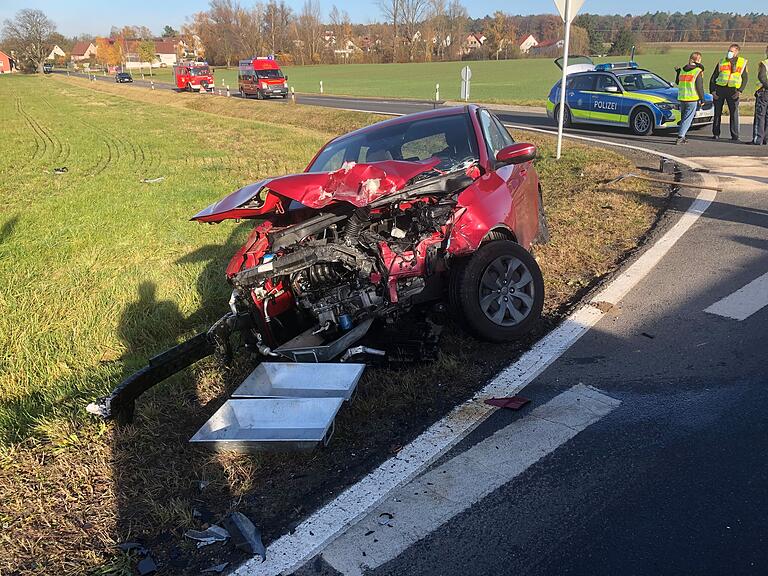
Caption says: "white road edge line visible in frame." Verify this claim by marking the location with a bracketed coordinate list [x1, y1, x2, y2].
[322, 384, 620, 576]
[234, 130, 718, 576]
[704, 271, 768, 321]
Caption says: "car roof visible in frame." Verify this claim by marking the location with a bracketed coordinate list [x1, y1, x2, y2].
[333, 105, 478, 141]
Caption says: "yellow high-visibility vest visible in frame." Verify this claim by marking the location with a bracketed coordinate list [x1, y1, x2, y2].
[678, 67, 702, 101]
[715, 57, 747, 89]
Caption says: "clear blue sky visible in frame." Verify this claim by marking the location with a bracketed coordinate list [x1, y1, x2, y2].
[0, 0, 765, 37]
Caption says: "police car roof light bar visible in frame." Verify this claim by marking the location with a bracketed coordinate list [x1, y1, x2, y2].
[594, 61, 639, 71]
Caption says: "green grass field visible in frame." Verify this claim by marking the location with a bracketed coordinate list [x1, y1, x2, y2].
[129, 47, 765, 105]
[0, 74, 666, 574]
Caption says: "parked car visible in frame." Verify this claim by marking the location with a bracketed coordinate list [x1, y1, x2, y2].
[546, 57, 714, 135]
[238, 57, 288, 99]
[115, 72, 133, 83]
[90, 105, 548, 421]
[42, 63, 54, 74]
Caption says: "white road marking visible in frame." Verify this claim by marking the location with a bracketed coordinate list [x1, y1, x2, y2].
[704, 271, 768, 321]
[233, 138, 718, 576]
[322, 384, 620, 576]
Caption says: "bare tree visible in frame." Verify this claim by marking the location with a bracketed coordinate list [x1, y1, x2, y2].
[378, 0, 401, 61]
[401, 0, 429, 61]
[264, 0, 293, 55]
[1, 9, 57, 73]
[445, 0, 468, 60]
[297, 0, 323, 64]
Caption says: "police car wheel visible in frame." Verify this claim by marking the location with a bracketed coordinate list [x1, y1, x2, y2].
[630, 107, 654, 136]
[555, 105, 572, 128]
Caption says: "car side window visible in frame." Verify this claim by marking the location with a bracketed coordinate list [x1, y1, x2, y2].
[567, 74, 595, 91]
[491, 114, 515, 149]
[478, 109, 508, 159]
[595, 75, 620, 93]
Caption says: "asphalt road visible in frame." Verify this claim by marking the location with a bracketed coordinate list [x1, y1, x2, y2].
[289, 153, 768, 576]
[64, 70, 768, 575]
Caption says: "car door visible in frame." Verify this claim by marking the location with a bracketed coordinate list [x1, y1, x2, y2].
[590, 74, 625, 124]
[565, 74, 596, 123]
[477, 110, 538, 247]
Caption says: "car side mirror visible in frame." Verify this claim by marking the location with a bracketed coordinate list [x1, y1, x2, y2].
[605, 85, 619, 93]
[495, 143, 537, 166]
[285, 75, 289, 81]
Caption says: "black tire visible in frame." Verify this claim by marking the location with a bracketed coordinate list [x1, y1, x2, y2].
[256, 90, 264, 100]
[630, 107, 654, 136]
[554, 104, 572, 128]
[449, 240, 544, 342]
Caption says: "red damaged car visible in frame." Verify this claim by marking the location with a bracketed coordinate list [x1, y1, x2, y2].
[90, 105, 548, 422]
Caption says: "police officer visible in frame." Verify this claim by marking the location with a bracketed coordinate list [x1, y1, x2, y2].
[675, 52, 705, 144]
[752, 45, 768, 146]
[710, 43, 748, 141]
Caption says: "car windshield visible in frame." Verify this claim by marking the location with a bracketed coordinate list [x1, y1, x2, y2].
[308, 113, 479, 174]
[190, 67, 210, 76]
[256, 69, 284, 79]
[617, 72, 670, 91]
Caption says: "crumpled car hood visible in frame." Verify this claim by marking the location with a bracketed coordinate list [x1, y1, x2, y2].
[192, 158, 441, 223]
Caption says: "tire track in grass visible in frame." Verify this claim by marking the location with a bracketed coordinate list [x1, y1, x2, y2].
[15, 98, 44, 161]
[19, 98, 64, 162]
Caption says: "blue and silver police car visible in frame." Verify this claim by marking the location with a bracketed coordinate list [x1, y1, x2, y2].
[546, 56, 714, 135]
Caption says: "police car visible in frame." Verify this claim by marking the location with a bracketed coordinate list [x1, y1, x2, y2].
[546, 56, 714, 135]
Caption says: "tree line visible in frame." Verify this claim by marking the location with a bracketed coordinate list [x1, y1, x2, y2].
[2, 5, 767, 72]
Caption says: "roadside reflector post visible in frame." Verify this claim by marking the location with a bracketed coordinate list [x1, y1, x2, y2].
[291, 86, 296, 104]
[553, 0, 585, 159]
[226, 85, 230, 97]
[320, 80, 323, 94]
[142, 73, 145, 80]
[151, 80, 154, 90]
[435, 83, 440, 108]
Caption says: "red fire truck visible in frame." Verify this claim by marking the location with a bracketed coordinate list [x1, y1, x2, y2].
[173, 61, 214, 92]
[238, 57, 288, 99]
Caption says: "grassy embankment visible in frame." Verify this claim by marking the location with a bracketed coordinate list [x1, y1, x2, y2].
[132, 46, 764, 109]
[0, 73, 667, 574]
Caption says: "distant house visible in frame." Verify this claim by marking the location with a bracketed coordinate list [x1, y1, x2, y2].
[518, 34, 539, 54]
[0, 50, 15, 73]
[462, 33, 486, 54]
[47, 45, 66, 60]
[123, 39, 178, 69]
[71, 41, 97, 62]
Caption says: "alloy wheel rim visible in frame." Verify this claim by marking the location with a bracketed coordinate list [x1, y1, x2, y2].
[478, 256, 535, 327]
[635, 111, 651, 133]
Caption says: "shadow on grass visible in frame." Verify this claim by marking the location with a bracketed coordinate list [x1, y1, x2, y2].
[0, 216, 18, 244]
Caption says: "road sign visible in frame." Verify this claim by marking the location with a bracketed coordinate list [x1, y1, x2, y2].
[554, 0, 585, 159]
[553, 0, 584, 22]
[460, 66, 471, 101]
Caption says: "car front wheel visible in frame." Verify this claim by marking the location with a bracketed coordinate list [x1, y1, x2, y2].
[630, 107, 654, 135]
[450, 240, 544, 342]
[554, 104, 572, 128]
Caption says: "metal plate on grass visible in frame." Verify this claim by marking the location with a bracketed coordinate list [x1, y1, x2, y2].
[190, 397, 344, 452]
[232, 362, 365, 400]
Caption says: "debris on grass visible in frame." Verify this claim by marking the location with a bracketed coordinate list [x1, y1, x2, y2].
[53, 166, 68, 174]
[141, 176, 165, 183]
[183, 525, 230, 548]
[137, 554, 158, 576]
[223, 512, 266, 560]
[484, 396, 531, 411]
